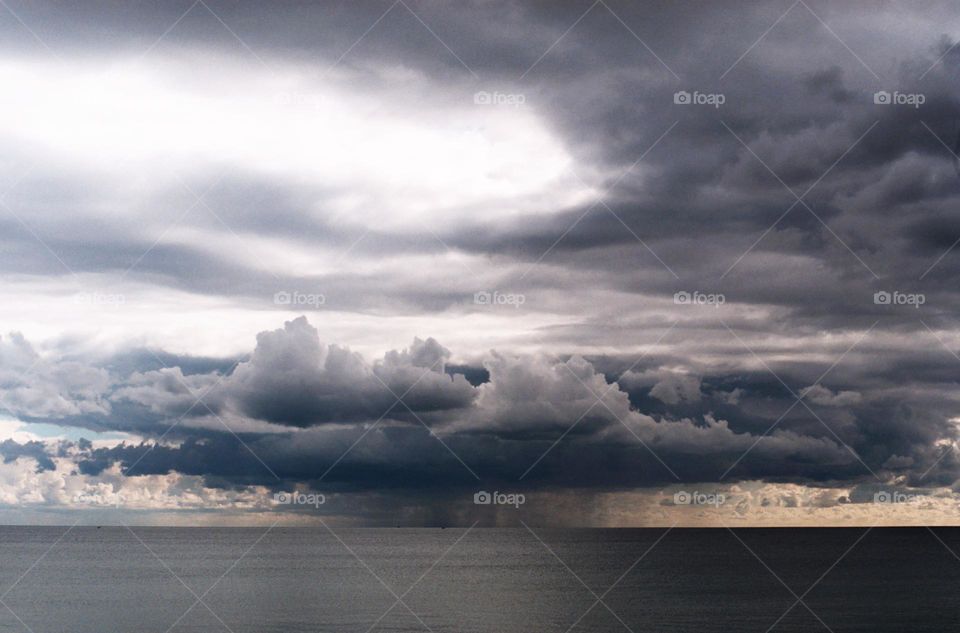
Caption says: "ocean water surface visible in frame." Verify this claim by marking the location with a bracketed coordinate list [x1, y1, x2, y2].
[0, 527, 956, 632]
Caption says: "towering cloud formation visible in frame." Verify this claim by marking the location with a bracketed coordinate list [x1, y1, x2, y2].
[0, 0, 958, 523]
[0, 315, 955, 525]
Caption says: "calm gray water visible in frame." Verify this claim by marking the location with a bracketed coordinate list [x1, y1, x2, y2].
[0, 527, 956, 632]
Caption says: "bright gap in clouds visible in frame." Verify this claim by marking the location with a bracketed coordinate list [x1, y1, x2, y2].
[0, 417, 136, 447]
[1, 54, 596, 232]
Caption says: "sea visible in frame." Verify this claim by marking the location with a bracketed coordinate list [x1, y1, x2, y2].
[0, 527, 956, 632]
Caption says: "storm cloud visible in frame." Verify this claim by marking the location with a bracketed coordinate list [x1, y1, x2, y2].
[0, 0, 959, 524]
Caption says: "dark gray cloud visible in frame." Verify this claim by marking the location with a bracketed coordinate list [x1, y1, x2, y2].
[1, 316, 957, 500]
[221, 317, 476, 426]
[1, 0, 959, 521]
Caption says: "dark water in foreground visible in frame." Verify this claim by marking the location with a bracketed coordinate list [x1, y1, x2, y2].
[0, 527, 957, 632]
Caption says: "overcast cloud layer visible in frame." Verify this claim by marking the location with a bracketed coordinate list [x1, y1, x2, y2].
[1, 0, 960, 525]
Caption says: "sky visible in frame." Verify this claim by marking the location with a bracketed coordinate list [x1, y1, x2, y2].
[1, 0, 960, 526]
